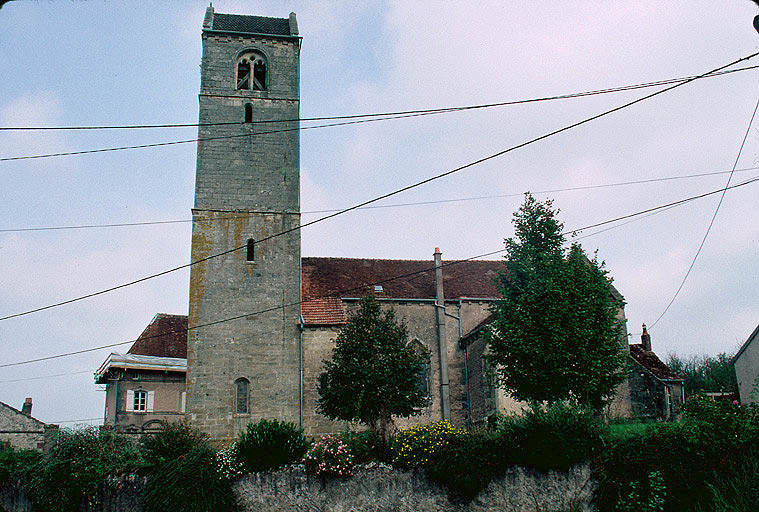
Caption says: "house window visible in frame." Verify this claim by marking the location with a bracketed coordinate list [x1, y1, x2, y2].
[409, 338, 430, 397]
[244, 104, 253, 123]
[235, 378, 249, 414]
[134, 390, 147, 411]
[126, 389, 153, 413]
[246, 238, 255, 262]
[236, 51, 267, 91]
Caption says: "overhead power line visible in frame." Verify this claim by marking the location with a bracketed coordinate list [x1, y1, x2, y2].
[3, 166, 758, 234]
[2, 175, 758, 369]
[3, 63, 759, 162]
[649, 96, 759, 330]
[1, 64, 757, 132]
[1, 51, 757, 322]
[0, 369, 93, 384]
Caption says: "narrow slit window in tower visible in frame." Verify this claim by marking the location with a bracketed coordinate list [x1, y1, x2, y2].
[244, 104, 253, 123]
[246, 238, 255, 262]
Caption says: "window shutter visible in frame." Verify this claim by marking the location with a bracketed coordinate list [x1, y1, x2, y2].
[181, 392, 186, 413]
[147, 391, 155, 412]
[125, 390, 134, 412]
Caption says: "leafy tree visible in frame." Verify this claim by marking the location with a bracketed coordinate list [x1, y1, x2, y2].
[485, 193, 626, 410]
[317, 296, 430, 444]
[665, 353, 738, 398]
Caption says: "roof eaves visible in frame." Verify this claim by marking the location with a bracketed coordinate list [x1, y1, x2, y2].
[732, 323, 759, 365]
[202, 28, 301, 41]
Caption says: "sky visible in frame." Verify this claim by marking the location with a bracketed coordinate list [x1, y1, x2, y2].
[0, 1, 758, 426]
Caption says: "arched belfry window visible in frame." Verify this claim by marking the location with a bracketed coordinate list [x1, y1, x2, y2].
[244, 104, 253, 123]
[235, 378, 249, 414]
[236, 51, 267, 91]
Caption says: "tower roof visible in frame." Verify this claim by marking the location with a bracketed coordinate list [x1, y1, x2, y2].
[204, 6, 298, 38]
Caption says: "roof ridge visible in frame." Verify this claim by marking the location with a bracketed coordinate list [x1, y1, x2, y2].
[302, 256, 502, 264]
[0, 401, 46, 425]
[216, 12, 289, 21]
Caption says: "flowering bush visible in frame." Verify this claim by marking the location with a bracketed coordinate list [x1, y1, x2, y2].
[215, 444, 244, 480]
[302, 435, 353, 477]
[391, 421, 466, 468]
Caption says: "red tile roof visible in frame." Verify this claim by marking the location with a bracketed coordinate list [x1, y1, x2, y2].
[302, 257, 502, 301]
[128, 314, 188, 359]
[301, 297, 346, 325]
[629, 344, 683, 381]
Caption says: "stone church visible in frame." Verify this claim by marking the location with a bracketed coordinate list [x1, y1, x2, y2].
[95, 7, 680, 441]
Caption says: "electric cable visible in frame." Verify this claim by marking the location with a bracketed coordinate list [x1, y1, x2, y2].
[1, 51, 757, 322]
[2, 174, 758, 369]
[3, 165, 758, 234]
[649, 96, 759, 330]
[1, 64, 757, 132]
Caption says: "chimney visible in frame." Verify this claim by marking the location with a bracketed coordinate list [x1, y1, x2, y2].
[21, 397, 32, 416]
[289, 12, 299, 36]
[202, 4, 214, 30]
[641, 324, 651, 351]
[433, 247, 450, 421]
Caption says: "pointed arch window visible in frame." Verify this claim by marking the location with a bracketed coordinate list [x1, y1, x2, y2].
[236, 51, 267, 91]
[409, 338, 430, 397]
[244, 104, 253, 123]
[235, 378, 249, 414]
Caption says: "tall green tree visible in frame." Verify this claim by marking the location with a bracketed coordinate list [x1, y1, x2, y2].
[317, 296, 430, 443]
[485, 194, 626, 410]
[665, 352, 738, 398]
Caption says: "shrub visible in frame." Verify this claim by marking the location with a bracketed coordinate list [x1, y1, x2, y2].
[390, 420, 465, 468]
[595, 416, 759, 512]
[612, 470, 666, 512]
[499, 403, 606, 472]
[340, 430, 387, 464]
[426, 431, 508, 501]
[140, 421, 209, 469]
[683, 394, 758, 434]
[24, 427, 143, 512]
[703, 459, 759, 512]
[0, 441, 41, 485]
[236, 419, 309, 472]
[303, 434, 354, 477]
[144, 446, 238, 512]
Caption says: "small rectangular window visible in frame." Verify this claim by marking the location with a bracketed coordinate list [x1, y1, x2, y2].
[374, 285, 383, 292]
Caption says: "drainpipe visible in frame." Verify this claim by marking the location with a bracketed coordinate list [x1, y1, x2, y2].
[445, 301, 470, 429]
[434, 248, 450, 421]
[113, 377, 119, 426]
[299, 314, 304, 429]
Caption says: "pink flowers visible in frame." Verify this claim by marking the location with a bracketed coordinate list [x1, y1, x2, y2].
[302, 435, 354, 477]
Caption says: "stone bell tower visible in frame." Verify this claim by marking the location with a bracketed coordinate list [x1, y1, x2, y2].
[186, 6, 302, 440]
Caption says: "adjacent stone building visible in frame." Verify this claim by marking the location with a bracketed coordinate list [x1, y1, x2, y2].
[96, 7, 659, 440]
[733, 323, 759, 404]
[627, 325, 684, 420]
[0, 398, 55, 450]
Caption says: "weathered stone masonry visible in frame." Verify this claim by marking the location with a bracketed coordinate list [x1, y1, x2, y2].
[187, 8, 302, 440]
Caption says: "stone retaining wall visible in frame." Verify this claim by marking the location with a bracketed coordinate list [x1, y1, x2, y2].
[0, 465, 595, 512]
